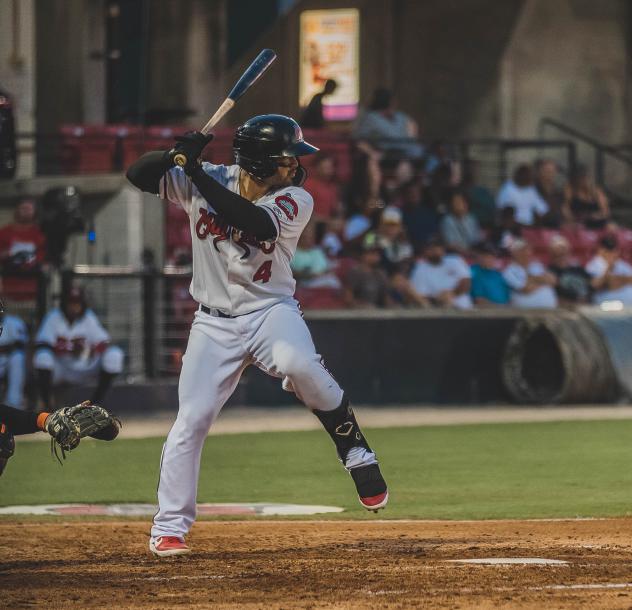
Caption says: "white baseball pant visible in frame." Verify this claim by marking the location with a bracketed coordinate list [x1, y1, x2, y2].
[152, 298, 362, 538]
[33, 345, 124, 384]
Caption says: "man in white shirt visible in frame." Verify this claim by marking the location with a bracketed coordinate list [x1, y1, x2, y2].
[410, 237, 472, 308]
[503, 239, 558, 308]
[497, 164, 549, 226]
[585, 234, 632, 305]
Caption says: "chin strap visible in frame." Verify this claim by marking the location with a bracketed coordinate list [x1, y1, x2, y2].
[292, 162, 307, 187]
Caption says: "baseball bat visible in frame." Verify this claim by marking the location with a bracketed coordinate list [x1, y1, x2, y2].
[173, 48, 277, 167]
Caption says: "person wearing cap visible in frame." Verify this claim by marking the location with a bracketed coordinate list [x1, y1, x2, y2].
[439, 189, 482, 256]
[585, 234, 632, 305]
[343, 233, 394, 308]
[548, 235, 592, 305]
[409, 236, 473, 309]
[373, 206, 414, 274]
[33, 286, 124, 409]
[502, 239, 557, 308]
[469, 242, 510, 307]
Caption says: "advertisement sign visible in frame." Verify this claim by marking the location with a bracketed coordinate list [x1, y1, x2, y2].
[299, 9, 360, 121]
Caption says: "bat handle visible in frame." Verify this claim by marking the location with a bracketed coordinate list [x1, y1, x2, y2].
[173, 153, 187, 167]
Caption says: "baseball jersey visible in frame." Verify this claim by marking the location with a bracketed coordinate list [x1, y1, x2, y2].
[585, 255, 632, 305]
[410, 254, 473, 309]
[36, 309, 110, 369]
[503, 261, 558, 308]
[160, 163, 314, 315]
[0, 314, 27, 353]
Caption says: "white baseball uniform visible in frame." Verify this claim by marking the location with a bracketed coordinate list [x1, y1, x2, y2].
[151, 163, 375, 539]
[0, 314, 27, 408]
[33, 308, 124, 383]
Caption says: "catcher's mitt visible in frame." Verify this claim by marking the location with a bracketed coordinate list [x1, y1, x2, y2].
[45, 401, 121, 463]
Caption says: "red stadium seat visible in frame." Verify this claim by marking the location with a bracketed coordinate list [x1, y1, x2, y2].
[295, 286, 346, 309]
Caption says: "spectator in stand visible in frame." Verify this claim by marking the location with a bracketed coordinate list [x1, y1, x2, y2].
[400, 179, 440, 250]
[300, 79, 338, 129]
[534, 158, 565, 228]
[423, 163, 454, 216]
[343, 233, 393, 308]
[0, 198, 46, 301]
[440, 189, 483, 256]
[372, 206, 414, 275]
[304, 152, 343, 220]
[469, 242, 510, 307]
[497, 164, 549, 226]
[490, 206, 522, 255]
[460, 158, 496, 230]
[424, 140, 452, 176]
[548, 235, 592, 305]
[410, 236, 473, 309]
[33, 286, 124, 410]
[502, 239, 557, 308]
[380, 155, 414, 205]
[291, 221, 341, 289]
[563, 165, 611, 229]
[321, 214, 345, 258]
[585, 234, 632, 305]
[343, 198, 382, 253]
[353, 87, 423, 160]
[0, 308, 27, 408]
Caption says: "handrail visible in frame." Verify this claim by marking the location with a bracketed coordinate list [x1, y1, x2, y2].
[539, 118, 632, 165]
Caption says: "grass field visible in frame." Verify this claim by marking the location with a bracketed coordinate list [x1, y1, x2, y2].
[3, 419, 632, 519]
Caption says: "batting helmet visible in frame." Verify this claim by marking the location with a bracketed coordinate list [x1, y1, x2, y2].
[233, 114, 319, 183]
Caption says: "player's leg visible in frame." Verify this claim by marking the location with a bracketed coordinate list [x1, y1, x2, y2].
[91, 345, 124, 403]
[5, 348, 26, 409]
[33, 348, 57, 410]
[150, 313, 247, 555]
[247, 300, 388, 511]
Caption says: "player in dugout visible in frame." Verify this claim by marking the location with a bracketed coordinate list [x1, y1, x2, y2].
[0, 300, 121, 476]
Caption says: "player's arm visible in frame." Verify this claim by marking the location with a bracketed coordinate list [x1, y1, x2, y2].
[0, 403, 50, 435]
[126, 151, 174, 195]
[187, 165, 277, 241]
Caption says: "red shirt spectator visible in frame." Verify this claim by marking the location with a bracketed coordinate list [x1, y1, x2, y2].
[0, 199, 46, 301]
[304, 152, 342, 220]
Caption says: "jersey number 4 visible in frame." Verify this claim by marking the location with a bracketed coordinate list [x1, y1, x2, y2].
[253, 260, 272, 283]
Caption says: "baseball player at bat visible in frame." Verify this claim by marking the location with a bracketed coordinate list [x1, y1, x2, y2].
[127, 114, 389, 557]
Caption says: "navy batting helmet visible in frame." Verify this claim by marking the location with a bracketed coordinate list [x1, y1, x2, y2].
[233, 114, 319, 184]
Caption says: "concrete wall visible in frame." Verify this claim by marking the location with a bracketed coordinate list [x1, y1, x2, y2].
[499, 0, 631, 142]
[225, 0, 631, 142]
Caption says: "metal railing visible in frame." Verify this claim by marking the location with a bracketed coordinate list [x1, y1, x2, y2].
[539, 117, 632, 204]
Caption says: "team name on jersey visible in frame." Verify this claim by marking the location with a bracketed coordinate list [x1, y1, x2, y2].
[195, 208, 275, 260]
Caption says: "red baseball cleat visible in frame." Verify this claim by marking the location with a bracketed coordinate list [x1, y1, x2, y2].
[359, 490, 389, 512]
[149, 536, 191, 557]
[351, 464, 388, 513]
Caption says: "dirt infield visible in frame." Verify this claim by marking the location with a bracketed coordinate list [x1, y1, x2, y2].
[2, 519, 632, 609]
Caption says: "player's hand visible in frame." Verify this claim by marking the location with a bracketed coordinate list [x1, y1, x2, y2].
[169, 131, 214, 175]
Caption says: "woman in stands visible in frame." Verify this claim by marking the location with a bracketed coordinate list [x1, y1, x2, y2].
[562, 165, 611, 229]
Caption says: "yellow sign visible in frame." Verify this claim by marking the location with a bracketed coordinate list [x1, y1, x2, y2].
[299, 9, 360, 121]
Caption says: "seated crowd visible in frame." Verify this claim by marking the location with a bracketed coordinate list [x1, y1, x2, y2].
[288, 110, 631, 310]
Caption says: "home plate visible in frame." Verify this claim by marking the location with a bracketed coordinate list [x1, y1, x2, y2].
[447, 558, 568, 565]
[0, 503, 344, 517]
